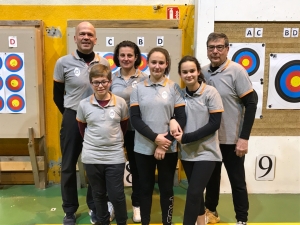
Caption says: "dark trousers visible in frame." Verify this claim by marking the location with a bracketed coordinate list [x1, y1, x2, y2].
[60, 108, 94, 213]
[84, 163, 127, 225]
[205, 144, 249, 222]
[181, 160, 216, 225]
[135, 152, 178, 225]
[124, 130, 140, 207]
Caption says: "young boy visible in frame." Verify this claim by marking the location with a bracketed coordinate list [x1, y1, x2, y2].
[76, 64, 128, 225]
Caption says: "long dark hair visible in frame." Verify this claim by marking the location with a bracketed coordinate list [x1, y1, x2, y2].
[178, 55, 205, 83]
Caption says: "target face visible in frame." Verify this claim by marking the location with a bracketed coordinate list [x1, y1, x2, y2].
[5, 54, 24, 72]
[138, 54, 148, 72]
[275, 60, 300, 103]
[0, 96, 4, 111]
[0, 57, 2, 69]
[6, 94, 25, 112]
[5, 74, 24, 92]
[0, 77, 3, 91]
[232, 48, 260, 76]
[103, 53, 117, 72]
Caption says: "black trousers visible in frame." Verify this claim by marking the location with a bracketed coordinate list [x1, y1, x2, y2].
[124, 130, 140, 207]
[60, 108, 94, 213]
[181, 160, 216, 225]
[85, 163, 127, 225]
[135, 152, 178, 225]
[205, 144, 249, 222]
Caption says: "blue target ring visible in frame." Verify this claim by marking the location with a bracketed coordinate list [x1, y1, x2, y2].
[0, 57, 2, 69]
[5, 54, 24, 72]
[6, 94, 25, 112]
[138, 54, 148, 72]
[232, 48, 260, 76]
[0, 77, 3, 91]
[275, 60, 300, 103]
[0, 96, 4, 111]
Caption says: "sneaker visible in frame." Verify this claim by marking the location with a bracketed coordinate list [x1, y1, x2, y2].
[63, 213, 76, 225]
[132, 206, 141, 223]
[205, 209, 220, 223]
[107, 202, 115, 222]
[89, 210, 98, 224]
[236, 222, 247, 225]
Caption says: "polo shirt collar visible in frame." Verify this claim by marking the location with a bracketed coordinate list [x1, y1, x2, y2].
[184, 82, 206, 97]
[116, 69, 142, 78]
[72, 51, 100, 64]
[208, 58, 231, 75]
[144, 76, 168, 87]
[89, 92, 117, 107]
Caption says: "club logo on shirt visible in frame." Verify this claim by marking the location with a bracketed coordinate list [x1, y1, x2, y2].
[162, 91, 168, 99]
[109, 109, 115, 119]
[74, 67, 80, 77]
[132, 80, 138, 88]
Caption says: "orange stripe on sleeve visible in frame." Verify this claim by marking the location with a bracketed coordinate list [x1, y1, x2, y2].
[239, 89, 253, 98]
[130, 103, 139, 107]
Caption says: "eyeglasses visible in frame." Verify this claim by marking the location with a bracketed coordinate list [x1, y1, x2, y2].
[91, 80, 110, 87]
[207, 45, 227, 52]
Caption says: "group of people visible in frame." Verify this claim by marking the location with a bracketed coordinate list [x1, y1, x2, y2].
[53, 21, 257, 225]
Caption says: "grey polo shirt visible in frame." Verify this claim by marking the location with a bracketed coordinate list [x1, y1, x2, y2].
[179, 83, 223, 161]
[110, 69, 148, 130]
[76, 93, 129, 164]
[202, 59, 253, 144]
[53, 51, 110, 111]
[130, 77, 185, 155]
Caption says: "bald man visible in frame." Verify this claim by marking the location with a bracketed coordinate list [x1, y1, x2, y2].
[53, 22, 110, 225]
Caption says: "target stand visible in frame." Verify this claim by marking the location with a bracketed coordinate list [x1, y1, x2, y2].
[0, 20, 47, 189]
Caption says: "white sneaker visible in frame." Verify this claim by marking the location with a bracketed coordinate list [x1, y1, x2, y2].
[132, 206, 141, 223]
[236, 222, 247, 225]
[107, 202, 115, 221]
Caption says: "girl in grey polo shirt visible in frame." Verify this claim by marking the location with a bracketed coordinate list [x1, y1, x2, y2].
[130, 47, 186, 225]
[110, 40, 148, 223]
[171, 56, 224, 225]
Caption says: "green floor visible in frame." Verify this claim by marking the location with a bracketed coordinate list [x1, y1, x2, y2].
[0, 183, 299, 225]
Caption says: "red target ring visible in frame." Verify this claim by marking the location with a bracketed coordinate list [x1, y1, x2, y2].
[0, 77, 3, 91]
[5, 74, 24, 92]
[0, 96, 4, 111]
[103, 53, 117, 72]
[138, 54, 148, 72]
[5, 54, 23, 72]
[7, 94, 25, 112]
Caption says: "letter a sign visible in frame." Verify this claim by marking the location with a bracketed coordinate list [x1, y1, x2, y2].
[167, 7, 179, 20]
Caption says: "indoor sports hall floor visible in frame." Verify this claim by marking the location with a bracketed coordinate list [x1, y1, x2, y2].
[0, 183, 299, 225]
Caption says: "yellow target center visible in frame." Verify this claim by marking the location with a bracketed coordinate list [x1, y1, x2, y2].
[12, 99, 20, 107]
[291, 76, 300, 87]
[140, 61, 144, 66]
[242, 59, 250, 67]
[10, 59, 18, 67]
[11, 79, 19, 87]
[108, 59, 114, 67]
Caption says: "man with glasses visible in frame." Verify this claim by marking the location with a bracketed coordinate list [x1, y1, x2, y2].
[202, 33, 257, 225]
[53, 21, 110, 225]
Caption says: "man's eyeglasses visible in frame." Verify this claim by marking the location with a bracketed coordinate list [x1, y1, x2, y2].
[207, 45, 227, 52]
[91, 80, 110, 87]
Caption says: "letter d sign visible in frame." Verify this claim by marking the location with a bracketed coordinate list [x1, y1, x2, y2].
[8, 36, 17, 48]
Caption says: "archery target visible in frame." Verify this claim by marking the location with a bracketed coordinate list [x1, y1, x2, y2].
[5, 74, 24, 92]
[6, 94, 25, 112]
[0, 96, 4, 111]
[228, 43, 265, 82]
[267, 53, 300, 109]
[0, 57, 2, 69]
[5, 53, 24, 72]
[275, 60, 300, 103]
[232, 48, 260, 76]
[138, 53, 148, 72]
[103, 53, 117, 72]
[0, 77, 3, 91]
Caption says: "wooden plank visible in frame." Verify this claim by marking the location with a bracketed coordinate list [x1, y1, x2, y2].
[0, 20, 42, 27]
[0, 156, 44, 171]
[67, 20, 179, 28]
[27, 128, 40, 188]
[0, 172, 34, 184]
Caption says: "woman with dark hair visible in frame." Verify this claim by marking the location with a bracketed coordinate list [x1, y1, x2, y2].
[110, 40, 147, 223]
[130, 47, 186, 225]
[171, 56, 224, 225]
